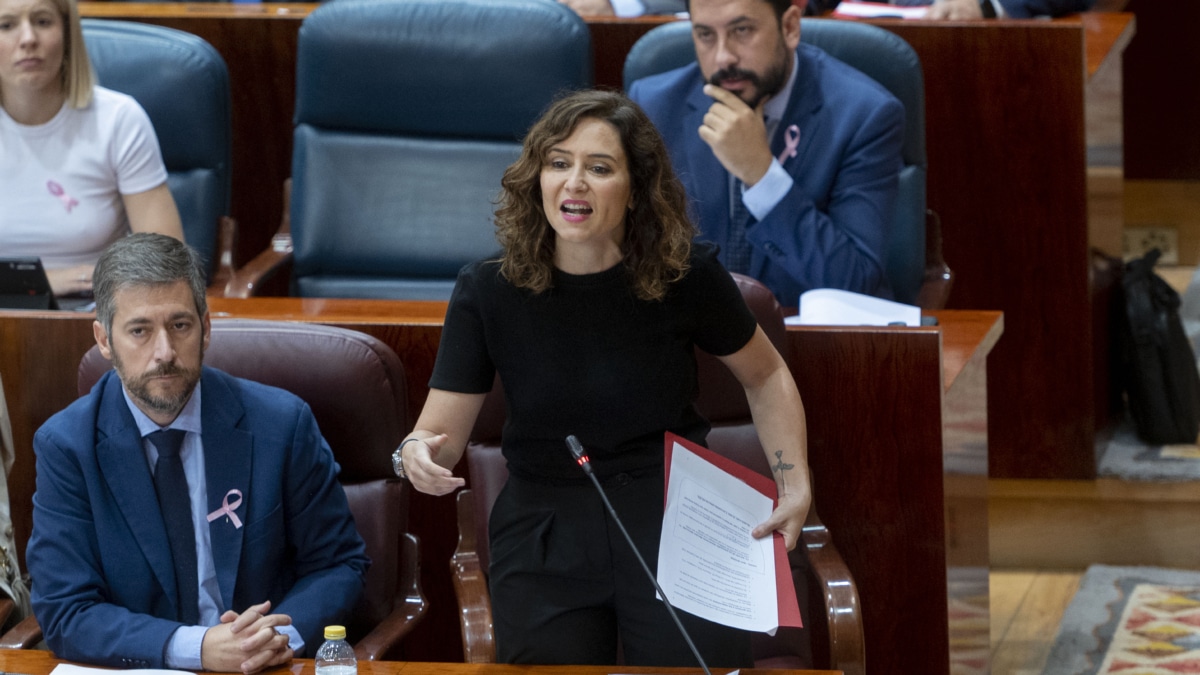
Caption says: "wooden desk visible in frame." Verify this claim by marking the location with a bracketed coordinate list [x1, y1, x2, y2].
[75, 5, 1122, 480]
[0, 650, 838, 675]
[865, 14, 1133, 480]
[0, 303, 1000, 674]
[1082, 11, 1136, 80]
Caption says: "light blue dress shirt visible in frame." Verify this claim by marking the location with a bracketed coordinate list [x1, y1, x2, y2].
[740, 51, 801, 221]
[123, 382, 304, 668]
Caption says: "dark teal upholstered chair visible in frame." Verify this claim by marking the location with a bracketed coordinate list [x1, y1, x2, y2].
[623, 19, 951, 309]
[279, 0, 593, 300]
[82, 20, 231, 282]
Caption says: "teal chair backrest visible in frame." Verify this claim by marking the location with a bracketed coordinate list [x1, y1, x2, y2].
[290, 0, 593, 300]
[83, 20, 231, 280]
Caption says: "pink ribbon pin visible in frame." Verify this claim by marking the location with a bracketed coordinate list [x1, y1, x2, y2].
[207, 489, 244, 529]
[46, 181, 79, 213]
[776, 124, 801, 166]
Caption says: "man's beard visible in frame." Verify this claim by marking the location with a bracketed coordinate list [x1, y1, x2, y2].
[708, 46, 791, 108]
[112, 350, 202, 418]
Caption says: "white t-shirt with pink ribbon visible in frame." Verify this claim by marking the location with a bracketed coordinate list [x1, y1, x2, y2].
[0, 86, 168, 269]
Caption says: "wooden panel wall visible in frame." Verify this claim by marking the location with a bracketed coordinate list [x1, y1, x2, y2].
[881, 21, 1095, 479]
[1123, 0, 1200, 180]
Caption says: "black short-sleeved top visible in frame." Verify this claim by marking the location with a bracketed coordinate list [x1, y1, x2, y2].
[430, 243, 758, 483]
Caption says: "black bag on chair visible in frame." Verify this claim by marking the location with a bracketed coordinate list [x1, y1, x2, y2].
[1119, 249, 1200, 444]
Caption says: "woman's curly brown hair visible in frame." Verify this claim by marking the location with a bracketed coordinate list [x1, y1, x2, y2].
[494, 89, 694, 302]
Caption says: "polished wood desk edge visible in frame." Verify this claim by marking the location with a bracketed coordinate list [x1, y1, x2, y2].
[788, 310, 1003, 392]
[932, 310, 1004, 392]
[207, 296, 450, 325]
[209, 301, 1003, 367]
[0, 652, 840, 675]
[1082, 11, 1135, 80]
[867, 12, 1131, 78]
[0, 300, 449, 326]
[76, 3, 679, 23]
[2, 305, 1000, 382]
[79, 2, 315, 18]
[75, 2, 1131, 91]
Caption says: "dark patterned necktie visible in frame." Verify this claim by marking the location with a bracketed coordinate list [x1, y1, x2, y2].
[148, 428, 199, 625]
[726, 177, 754, 274]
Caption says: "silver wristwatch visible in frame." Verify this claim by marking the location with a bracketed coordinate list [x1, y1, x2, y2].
[392, 445, 408, 479]
[392, 438, 418, 479]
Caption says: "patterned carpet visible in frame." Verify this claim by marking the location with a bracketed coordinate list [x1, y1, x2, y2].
[1044, 565, 1200, 675]
[948, 567, 990, 675]
[1098, 420, 1200, 481]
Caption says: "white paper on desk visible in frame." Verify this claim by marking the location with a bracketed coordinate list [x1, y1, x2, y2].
[658, 440, 778, 633]
[787, 288, 921, 327]
[51, 665, 195, 675]
[832, 1, 929, 18]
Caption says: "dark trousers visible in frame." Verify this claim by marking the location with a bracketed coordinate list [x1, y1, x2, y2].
[488, 470, 753, 667]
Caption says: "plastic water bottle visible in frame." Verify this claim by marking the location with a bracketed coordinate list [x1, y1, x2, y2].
[315, 625, 357, 675]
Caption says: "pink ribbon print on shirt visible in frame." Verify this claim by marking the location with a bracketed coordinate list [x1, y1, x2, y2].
[46, 181, 79, 213]
[777, 124, 801, 167]
[207, 489, 244, 529]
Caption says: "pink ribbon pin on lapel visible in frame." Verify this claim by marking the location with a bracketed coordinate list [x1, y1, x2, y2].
[207, 489, 244, 529]
[777, 124, 801, 166]
[46, 181, 79, 213]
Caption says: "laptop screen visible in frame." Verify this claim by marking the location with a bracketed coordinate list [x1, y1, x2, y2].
[0, 257, 56, 310]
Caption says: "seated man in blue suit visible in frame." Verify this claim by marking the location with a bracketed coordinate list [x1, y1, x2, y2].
[628, 0, 905, 307]
[28, 234, 370, 673]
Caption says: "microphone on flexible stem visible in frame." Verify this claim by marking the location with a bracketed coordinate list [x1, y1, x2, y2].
[564, 435, 713, 675]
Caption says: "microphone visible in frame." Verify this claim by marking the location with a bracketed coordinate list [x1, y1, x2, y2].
[564, 435, 713, 675]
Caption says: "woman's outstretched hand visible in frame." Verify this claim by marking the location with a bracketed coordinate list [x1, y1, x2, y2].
[403, 434, 466, 495]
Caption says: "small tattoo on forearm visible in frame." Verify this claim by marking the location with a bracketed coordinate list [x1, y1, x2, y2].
[772, 450, 794, 474]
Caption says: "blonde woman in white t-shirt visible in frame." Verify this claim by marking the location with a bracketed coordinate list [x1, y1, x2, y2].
[0, 0, 183, 297]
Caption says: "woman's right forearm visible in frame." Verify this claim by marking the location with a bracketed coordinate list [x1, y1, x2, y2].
[399, 389, 488, 494]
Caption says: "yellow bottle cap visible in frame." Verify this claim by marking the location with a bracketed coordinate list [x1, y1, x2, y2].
[324, 625, 347, 640]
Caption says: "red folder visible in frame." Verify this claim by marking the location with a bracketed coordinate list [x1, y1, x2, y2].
[663, 432, 803, 630]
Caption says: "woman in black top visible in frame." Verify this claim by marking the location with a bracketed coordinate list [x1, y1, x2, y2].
[396, 90, 810, 666]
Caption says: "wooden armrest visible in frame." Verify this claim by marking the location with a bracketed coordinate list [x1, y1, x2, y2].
[218, 232, 293, 298]
[918, 263, 954, 311]
[214, 178, 295, 298]
[0, 614, 41, 649]
[205, 216, 239, 295]
[917, 210, 954, 310]
[801, 506, 865, 675]
[450, 489, 496, 663]
[354, 533, 428, 661]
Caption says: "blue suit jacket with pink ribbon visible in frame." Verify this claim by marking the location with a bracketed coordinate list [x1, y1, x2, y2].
[28, 367, 369, 668]
[629, 43, 904, 308]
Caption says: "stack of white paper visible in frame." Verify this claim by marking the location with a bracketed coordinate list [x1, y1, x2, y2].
[786, 288, 921, 327]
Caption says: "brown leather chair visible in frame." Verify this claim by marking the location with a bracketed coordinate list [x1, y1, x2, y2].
[2, 320, 425, 660]
[451, 273, 865, 675]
